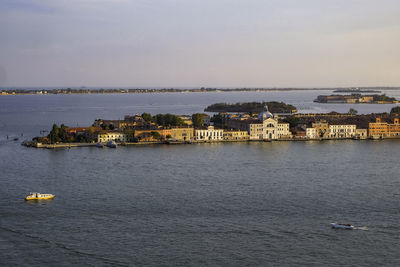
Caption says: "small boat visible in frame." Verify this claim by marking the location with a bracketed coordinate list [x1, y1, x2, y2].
[25, 192, 55, 200]
[331, 223, 354, 230]
[106, 140, 117, 148]
[13, 137, 19, 141]
[96, 142, 104, 148]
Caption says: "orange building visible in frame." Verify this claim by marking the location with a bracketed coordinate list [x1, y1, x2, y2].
[388, 118, 400, 137]
[369, 118, 400, 138]
[312, 121, 329, 138]
[133, 127, 193, 141]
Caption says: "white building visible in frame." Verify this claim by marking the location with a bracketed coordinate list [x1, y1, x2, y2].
[258, 106, 280, 140]
[263, 117, 277, 140]
[249, 123, 264, 140]
[227, 105, 291, 140]
[329, 125, 356, 138]
[97, 132, 127, 143]
[306, 128, 317, 139]
[355, 129, 368, 139]
[195, 126, 223, 141]
[235, 105, 291, 140]
[277, 123, 291, 139]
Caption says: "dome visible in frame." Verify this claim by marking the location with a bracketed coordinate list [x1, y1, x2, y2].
[258, 105, 273, 121]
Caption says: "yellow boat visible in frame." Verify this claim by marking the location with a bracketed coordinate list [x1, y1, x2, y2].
[25, 192, 55, 200]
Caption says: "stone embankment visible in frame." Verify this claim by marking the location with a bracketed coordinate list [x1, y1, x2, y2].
[21, 137, 386, 149]
[22, 141, 96, 148]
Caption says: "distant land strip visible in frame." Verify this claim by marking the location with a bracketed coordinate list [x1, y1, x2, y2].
[1, 87, 400, 95]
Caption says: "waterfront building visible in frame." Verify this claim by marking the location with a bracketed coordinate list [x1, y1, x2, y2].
[277, 123, 291, 139]
[312, 121, 329, 138]
[133, 127, 194, 142]
[195, 126, 223, 141]
[355, 129, 368, 139]
[295, 130, 307, 138]
[328, 125, 356, 138]
[369, 118, 389, 138]
[306, 128, 317, 139]
[388, 118, 400, 137]
[248, 122, 264, 140]
[225, 105, 289, 140]
[223, 130, 250, 141]
[170, 127, 194, 141]
[263, 117, 278, 140]
[97, 132, 127, 143]
[259, 105, 277, 140]
[369, 118, 400, 138]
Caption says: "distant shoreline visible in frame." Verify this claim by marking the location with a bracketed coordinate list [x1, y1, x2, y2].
[2, 87, 400, 96]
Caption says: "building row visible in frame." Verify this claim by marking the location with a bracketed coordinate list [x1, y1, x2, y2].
[67, 109, 400, 144]
[305, 122, 367, 139]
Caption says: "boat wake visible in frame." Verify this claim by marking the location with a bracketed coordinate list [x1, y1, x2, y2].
[354, 226, 369, 231]
[0, 225, 128, 266]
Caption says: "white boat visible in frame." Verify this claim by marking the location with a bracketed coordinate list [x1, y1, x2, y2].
[331, 223, 354, 230]
[106, 140, 117, 148]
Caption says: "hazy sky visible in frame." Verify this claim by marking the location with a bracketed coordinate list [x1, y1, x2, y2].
[1, 0, 400, 87]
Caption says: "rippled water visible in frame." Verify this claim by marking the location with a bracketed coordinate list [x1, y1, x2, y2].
[1, 91, 400, 266]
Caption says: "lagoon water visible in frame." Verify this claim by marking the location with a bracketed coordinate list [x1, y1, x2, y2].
[1, 90, 400, 266]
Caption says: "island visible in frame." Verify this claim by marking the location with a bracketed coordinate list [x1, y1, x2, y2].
[314, 94, 398, 104]
[333, 89, 381, 93]
[204, 101, 298, 113]
[22, 105, 400, 149]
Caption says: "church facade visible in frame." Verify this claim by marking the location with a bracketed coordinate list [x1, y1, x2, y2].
[227, 105, 291, 140]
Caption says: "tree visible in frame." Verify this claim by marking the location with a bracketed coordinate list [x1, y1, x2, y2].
[390, 106, 400, 114]
[76, 134, 87, 142]
[348, 108, 358, 115]
[151, 131, 161, 139]
[124, 129, 134, 142]
[49, 124, 60, 143]
[210, 114, 222, 124]
[192, 113, 204, 128]
[152, 114, 185, 126]
[166, 134, 172, 139]
[142, 113, 152, 122]
[282, 116, 301, 128]
[154, 114, 164, 126]
[89, 125, 95, 134]
[59, 124, 68, 142]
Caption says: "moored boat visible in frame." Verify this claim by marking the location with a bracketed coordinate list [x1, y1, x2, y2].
[106, 141, 117, 148]
[330, 223, 354, 230]
[96, 142, 104, 148]
[25, 192, 55, 200]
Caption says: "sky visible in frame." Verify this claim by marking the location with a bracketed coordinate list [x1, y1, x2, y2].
[1, 0, 400, 88]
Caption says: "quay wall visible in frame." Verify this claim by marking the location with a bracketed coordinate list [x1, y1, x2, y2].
[21, 136, 400, 149]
